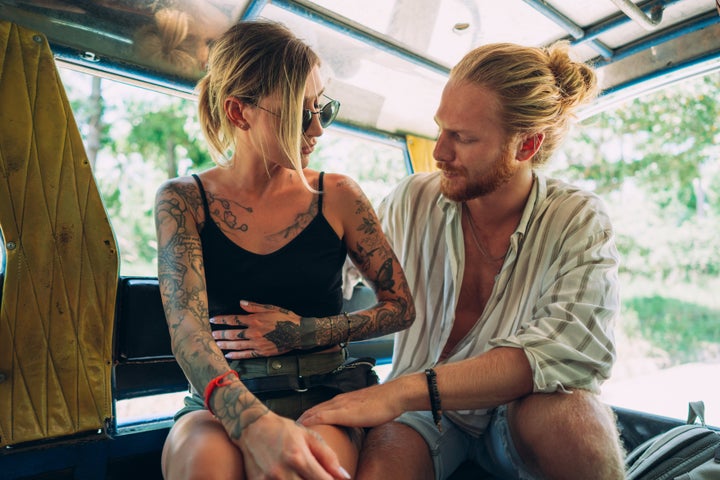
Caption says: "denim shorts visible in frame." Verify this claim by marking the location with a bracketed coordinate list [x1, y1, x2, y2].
[395, 405, 536, 480]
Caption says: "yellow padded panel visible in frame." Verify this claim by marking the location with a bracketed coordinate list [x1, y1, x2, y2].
[0, 21, 119, 447]
[406, 134, 438, 173]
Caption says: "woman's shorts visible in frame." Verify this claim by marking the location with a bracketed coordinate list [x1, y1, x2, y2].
[175, 349, 377, 448]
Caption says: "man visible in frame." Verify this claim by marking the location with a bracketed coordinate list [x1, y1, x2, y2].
[300, 42, 626, 480]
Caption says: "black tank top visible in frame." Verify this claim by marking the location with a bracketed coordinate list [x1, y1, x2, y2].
[192, 173, 347, 327]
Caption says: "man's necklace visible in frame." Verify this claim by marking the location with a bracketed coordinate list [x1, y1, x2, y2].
[463, 202, 507, 263]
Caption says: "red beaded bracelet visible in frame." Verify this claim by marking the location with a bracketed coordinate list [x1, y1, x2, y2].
[203, 370, 239, 415]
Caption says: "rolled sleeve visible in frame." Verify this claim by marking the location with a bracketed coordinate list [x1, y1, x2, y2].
[490, 228, 620, 394]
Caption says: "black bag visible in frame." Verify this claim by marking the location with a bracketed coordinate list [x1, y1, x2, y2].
[625, 401, 720, 480]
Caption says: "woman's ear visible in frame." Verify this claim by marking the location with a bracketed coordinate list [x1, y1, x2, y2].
[516, 133, 544, 161]
[224, 97, 250, 130]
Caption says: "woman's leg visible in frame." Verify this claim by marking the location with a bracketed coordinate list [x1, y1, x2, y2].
[308, 424, 360, 476]
[162, 410, 245, 480]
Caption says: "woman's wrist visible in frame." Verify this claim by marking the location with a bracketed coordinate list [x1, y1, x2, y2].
[299, 314, 349, 349]
[211, 383, 270, 439]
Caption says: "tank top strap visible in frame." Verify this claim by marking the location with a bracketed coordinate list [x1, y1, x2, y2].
[191, 173, 212, 221]
[318, 171, 325, 212]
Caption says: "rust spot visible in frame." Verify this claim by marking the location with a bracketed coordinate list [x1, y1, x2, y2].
[56, 224, 74, 244]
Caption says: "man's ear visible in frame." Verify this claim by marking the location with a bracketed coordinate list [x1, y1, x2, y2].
[516, 133, 544, 161]
[224, 97, 250, 130]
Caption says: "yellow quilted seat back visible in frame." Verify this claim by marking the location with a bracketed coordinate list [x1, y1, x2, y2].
[406, 134, 438, 173]
[0, 21, 119, 447]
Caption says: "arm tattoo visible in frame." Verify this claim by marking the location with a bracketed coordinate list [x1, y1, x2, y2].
[214, 383, 269, 441]
[333, 196, 415, 343]
[156, 183, 227, 392]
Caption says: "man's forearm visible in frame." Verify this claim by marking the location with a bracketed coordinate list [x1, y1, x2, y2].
[394, 347, 534, 413]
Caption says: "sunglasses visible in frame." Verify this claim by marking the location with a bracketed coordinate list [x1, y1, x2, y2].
[302, 95, 340, 131]
[253, 94, 340, 132]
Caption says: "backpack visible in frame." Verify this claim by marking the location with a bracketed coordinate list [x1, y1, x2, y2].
[625, 401, 720, 480]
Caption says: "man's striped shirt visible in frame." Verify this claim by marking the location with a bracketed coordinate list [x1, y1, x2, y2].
[378, 171, 620, 434]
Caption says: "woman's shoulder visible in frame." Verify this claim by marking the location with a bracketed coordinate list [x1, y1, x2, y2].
[318, 171, 362, 192]
[154, 174, 206, 219]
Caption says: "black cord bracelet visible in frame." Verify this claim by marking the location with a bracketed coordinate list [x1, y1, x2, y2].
[425, 368, 442, 431]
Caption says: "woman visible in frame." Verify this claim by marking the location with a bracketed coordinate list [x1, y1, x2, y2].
[154, 20, 415, 480]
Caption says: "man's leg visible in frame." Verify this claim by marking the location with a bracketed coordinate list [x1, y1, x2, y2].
[508, 390, 626, 480]
[356, 422, 435, 480]
[356, 411, 471, 480]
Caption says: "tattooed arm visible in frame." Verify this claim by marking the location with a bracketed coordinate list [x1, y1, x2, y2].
[331, 174, 415, 342]
[212, 173, 415, 358]
[154, 177, 269, 427]
[154, 177, 348, 479]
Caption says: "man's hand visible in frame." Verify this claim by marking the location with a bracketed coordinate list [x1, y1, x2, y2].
[298, 382, 404, 428]
[211, 301, 302, 358]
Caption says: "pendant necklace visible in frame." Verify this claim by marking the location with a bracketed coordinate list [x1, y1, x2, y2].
[463, 202, 507, 263]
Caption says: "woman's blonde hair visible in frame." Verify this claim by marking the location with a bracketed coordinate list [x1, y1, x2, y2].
[451, 42, 598, 166]
[196, 20, 319, 182]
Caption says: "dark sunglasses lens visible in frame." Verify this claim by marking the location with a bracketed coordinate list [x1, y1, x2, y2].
[302, 110, 313, 132]
[319, 100, 339, 127]
[301, 100, 340, 131]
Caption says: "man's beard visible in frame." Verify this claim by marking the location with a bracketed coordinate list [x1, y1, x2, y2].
[440, 149, 516, 202]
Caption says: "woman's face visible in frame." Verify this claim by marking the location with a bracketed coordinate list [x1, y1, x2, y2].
[252, 65, 327, 170]
[298, 65, 326, 167]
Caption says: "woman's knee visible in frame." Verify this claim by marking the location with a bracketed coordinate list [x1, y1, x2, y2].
[308, 424, 360, 475]
[162, 411, 244, 480]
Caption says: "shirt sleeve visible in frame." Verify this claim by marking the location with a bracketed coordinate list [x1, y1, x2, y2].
[490, 194, 620, 394]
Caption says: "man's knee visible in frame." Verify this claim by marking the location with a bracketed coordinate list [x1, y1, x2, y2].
[358, 422, 434, 480]
[507, 391, 625, 479]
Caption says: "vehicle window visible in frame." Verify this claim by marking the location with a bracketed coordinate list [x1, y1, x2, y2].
[547, 72, 720, 426]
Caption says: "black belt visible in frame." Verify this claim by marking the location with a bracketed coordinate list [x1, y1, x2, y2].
[241, 357, 376, 395]
[242, 371, 336, 394]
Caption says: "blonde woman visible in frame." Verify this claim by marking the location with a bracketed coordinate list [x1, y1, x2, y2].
[155, 20, 414, 480]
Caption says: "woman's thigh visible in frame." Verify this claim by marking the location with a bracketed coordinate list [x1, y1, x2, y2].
[162, 410, 244, 480]
[308, 423, 361, 476]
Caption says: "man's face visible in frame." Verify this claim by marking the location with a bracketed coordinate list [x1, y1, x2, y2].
[433, 79, 518, 202]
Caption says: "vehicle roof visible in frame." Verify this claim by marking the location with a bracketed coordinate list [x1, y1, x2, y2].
[2, 0, 718, 139]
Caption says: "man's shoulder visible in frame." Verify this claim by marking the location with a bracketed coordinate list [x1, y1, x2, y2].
[543, 175, 604, 208]
[540, 175, 612, 228]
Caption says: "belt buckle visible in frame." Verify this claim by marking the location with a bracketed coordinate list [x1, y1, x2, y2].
[294, 375, 308, 393]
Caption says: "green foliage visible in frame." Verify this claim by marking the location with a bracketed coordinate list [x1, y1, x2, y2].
[557, 73, 720, 216]
[550, 73, 720, 364]
[623, 295, 720, 364]
[125, 97, 213, 178]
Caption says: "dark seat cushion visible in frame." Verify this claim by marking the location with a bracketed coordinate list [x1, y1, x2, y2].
[115, 277, 172, 362]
